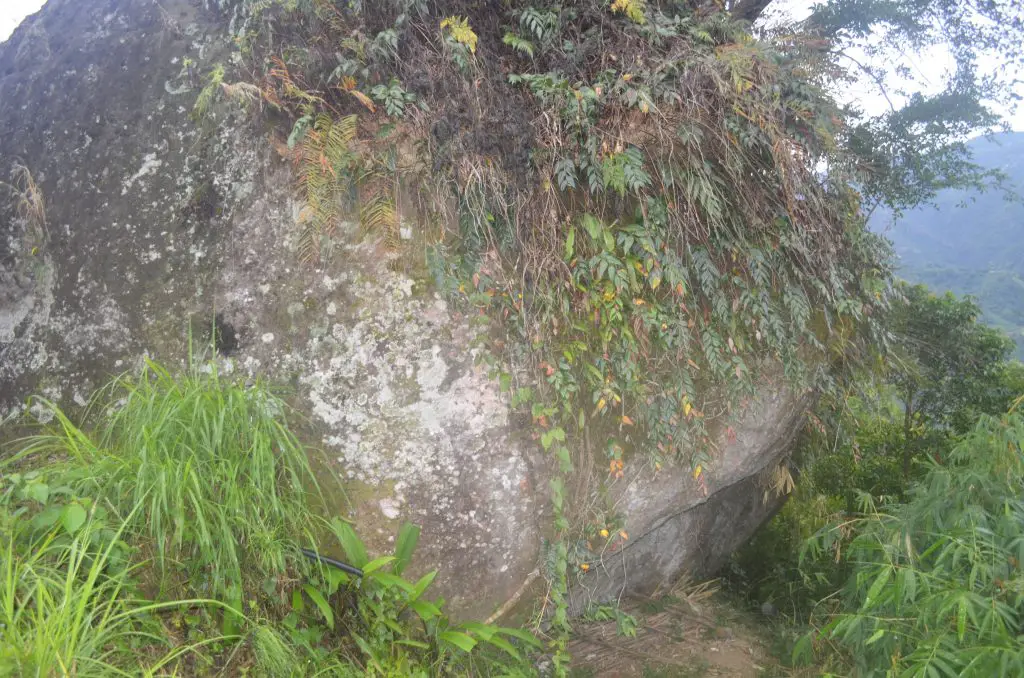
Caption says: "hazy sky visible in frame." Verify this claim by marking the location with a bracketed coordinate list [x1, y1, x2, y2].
[1, 0, 1020, 129]
[765, 0, 1024, 131]
[1, 0, 45, 42]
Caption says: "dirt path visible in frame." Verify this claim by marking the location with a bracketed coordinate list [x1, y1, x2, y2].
[568, 583, 774, 677]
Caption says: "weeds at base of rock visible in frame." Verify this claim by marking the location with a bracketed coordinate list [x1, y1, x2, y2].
[0, 356, 540, 676]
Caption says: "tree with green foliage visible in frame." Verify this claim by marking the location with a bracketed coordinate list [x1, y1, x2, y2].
[733, 0, 1024, 213]
[887, 282, 1015, 476]
[729, 281, 1024, 623]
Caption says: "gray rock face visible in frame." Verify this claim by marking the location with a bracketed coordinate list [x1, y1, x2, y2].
[0, 0, 808, 619]
[568, 385, 811, 614]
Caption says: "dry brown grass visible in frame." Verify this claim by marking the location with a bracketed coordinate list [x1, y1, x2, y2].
[4, 163, 48, 253]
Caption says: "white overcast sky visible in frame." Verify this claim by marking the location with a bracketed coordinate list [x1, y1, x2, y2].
[1, 0, 1021, 130]
[1, 0, 45, 42]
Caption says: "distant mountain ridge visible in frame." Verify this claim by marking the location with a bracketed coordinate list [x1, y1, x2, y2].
[871, 131, 1024, 358]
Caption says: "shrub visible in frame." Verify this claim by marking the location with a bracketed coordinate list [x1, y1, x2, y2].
[798, 412, 1024, 675]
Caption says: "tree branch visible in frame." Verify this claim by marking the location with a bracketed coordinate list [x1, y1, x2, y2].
[836, 50, 898, 114]
[728, 0, 774, 22]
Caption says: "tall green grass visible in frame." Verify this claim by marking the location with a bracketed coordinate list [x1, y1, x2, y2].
[15, 358, 326, 597]
[0, 509, 225, 677]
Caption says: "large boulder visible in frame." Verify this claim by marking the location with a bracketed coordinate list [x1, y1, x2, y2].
[567, 383, 811, 614]
[0, 0, 807, 619]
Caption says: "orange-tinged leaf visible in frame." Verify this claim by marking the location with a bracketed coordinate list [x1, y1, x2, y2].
[621, 415, 635, 426]
[349, 89, 376, 113]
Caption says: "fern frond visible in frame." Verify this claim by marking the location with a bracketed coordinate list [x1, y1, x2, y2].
[295, 114, 359, 263]
[610, 0, 646, 24]
[360, 193, 399, 249]
[502, 32, 535, 59]
[193, 64, 225, 118]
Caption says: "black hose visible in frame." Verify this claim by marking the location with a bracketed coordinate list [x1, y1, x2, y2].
[300, 548, 364, 577]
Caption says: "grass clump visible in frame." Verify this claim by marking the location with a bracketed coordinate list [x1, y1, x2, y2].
[17, 358, 322, 598]
[0, 502, 223, 677]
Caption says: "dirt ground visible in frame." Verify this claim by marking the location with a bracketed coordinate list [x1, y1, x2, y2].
[567, 581, 779, 678]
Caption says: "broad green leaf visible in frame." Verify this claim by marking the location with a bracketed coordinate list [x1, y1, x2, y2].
[395, 639, 431, 649]
[362, 556, 396, 575]
[866, 567, 891, 605]
[603, 229, 616, 252]
[393, 522, 420, 575]
[61, 503, 87, 535]
[440, 630, 477, 653]
[332, 519, 368, 568]
[483, 634, 519, 658]
[370, 572, 414, 593]
[496, 626, 542, 647]
[650, 267, 662, 290]
[409, 599, 441, 621]
[326, 568, 350, 592]
[26, 482, 49, 505]
[555, 446, 574, 473]
[31, 506, 60, 531]
[303, 584, 334, 630]
[412, 570, 437, 600]
[461, 621, 495, 640]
